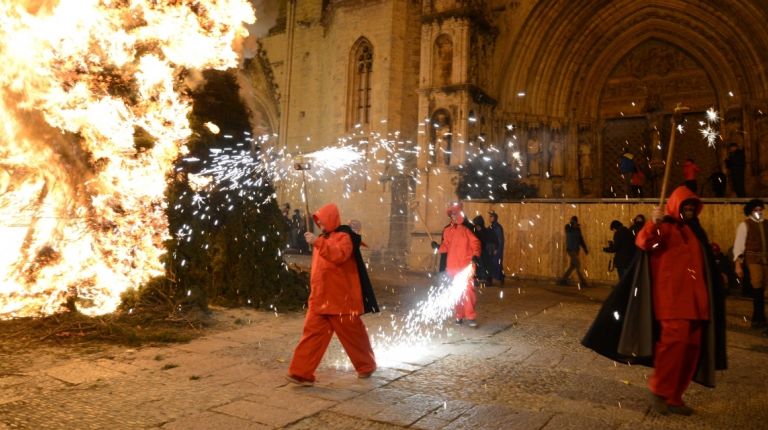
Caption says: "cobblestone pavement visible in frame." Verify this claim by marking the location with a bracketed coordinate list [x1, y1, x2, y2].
[1, 260, 767, 429]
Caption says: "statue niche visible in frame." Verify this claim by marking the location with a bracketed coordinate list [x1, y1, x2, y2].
[433, 34, 453, 87]
[549, 140, 564, 177]
[430, 109, 452, 166]
[526, 134, 542, 177]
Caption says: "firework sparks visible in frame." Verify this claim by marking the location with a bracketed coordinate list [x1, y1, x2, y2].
[699, 107, 720, 148]
[371, 264, 474, 363]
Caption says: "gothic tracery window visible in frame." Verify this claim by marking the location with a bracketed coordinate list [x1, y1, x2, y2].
[348, 38, 373, 129]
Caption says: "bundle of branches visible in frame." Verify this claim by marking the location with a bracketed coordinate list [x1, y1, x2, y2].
[162, 70, 308, 313]
[456, 156, 537, 200]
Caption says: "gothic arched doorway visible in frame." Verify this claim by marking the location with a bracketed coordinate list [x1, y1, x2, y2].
[598, 39, 719, 198]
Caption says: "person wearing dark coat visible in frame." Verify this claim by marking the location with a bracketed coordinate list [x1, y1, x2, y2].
[630, 214, 646, 237]
[603, 220, 636, 281]
[583, 186, 727, 418]
[708, 169, 727, 197]
[487, 211, 505, 285]
[471, 215, 498, 285]
[725, 143, 746, 197]
[557, 216, 590, 288]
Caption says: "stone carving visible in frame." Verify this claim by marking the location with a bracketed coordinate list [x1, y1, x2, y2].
[431, 110, 452, 166]
[526, 136, 542, 176]
[578, 135, 593, 180]
[549, 140, 564, 177]
[433, 35, 453, 87]
[755, 109, 768, 171]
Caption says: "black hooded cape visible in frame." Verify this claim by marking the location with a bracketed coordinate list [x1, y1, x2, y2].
[335, 225, 380, 314]
[582, 219, 727, 387]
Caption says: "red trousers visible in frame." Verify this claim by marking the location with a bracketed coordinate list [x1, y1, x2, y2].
[288, 310, 376, 382]
[454, 282, 477, 320]
[648, 319, 703, 406]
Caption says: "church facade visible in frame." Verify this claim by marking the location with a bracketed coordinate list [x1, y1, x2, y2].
[244, 0, 768, 268]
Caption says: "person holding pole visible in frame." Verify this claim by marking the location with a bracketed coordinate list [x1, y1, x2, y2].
[432, 202, 481, 327]
[285, 203, 377, 386]
[635, 185, 726, 415]
[582, 104, 726, 418]
[635, 104, 726, 415]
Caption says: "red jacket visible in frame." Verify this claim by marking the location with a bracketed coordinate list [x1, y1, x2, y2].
[309, 204, 363, 315]
[683, 160, 701, 181]
[438, 210, 481, 276]
[635, 186, 709, 320]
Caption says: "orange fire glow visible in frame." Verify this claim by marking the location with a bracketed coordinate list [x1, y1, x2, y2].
[0, 0, 255, 318]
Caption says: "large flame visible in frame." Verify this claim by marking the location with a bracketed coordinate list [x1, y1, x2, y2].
[0, 0, 255, 318]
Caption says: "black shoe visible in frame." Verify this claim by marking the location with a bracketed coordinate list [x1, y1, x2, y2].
[668, 404, 694, 416]
[648, 392, 669, 415]
[455, 319, 463, 325]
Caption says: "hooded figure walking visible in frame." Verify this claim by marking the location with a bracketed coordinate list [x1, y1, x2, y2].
[432, 202, 481, 327]
[583, 186, 727, 416]
[286, 203, 378, 386]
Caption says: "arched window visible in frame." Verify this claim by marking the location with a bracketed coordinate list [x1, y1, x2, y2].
[430, 109, 452, 166]
[347, 38, 373, 129]
[433, 34, 453, 87]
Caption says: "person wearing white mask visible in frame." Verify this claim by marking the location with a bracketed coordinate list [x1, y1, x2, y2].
[733, 199, 768, 334]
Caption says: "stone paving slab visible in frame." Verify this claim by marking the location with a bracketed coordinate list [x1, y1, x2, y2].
[43, 359, 124, 385]
[162, 411, 271, 430]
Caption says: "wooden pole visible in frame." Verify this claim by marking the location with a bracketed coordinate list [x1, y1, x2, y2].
[658, 103, 690, 209]
[410, 201, 435, 243]
[301, 169, 311, 233]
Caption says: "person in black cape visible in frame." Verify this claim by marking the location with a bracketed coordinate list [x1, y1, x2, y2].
[336, 220, 379, 314]
[582, 186, 727, 416]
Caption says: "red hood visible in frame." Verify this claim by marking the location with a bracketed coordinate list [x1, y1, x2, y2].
[666, 185, 702, 218]
[446, 203, 465, 224]
[313, 203, 341, 232]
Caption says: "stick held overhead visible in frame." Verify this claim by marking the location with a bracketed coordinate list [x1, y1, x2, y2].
[658, 102, 691, 209]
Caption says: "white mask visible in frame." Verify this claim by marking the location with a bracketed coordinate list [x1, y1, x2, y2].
[751, 210, 764, 222]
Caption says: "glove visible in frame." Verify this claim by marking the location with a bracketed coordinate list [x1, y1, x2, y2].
[431, 241, 440, 250]
[472, 256, 481, 266]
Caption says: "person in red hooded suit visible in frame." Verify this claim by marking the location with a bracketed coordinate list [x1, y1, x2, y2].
[432, 202, 481, 327]
[285, 203, 376, 386]
[635, 185, 720, 416]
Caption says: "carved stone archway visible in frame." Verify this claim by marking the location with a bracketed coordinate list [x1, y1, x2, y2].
[496, 0, 768, 196]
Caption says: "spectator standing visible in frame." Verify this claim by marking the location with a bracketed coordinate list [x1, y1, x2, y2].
[557, 216, 590, 288]
[708, 169, 727, 197]
[630, 214, 646, 237]
[286, 203, 377, 386]
[631, 167, 646, 198]
[725, 143, 746, 197]
[291, 209, 309, 254]
[471, 215, 497, 285]
[488, 210, 505, 285]
[635, 186, 727, 415]
[619, 148, 636, 197]
[682, 158, 701, 193]
[732, 199, 768, 333]
[603, 220, 636, 281]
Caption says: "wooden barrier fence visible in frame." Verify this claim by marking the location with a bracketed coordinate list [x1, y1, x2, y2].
[461, 199, 749, 284]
